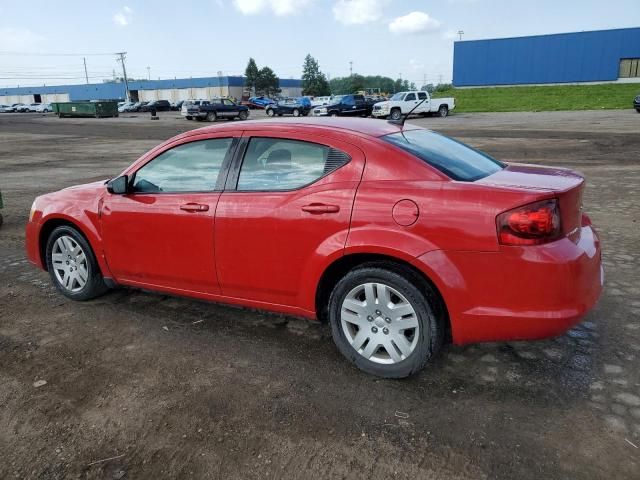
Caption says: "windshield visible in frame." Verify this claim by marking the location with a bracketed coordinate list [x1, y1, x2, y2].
[382, 129, 504, 181]
[329, 96, 344, 105]
[390, 93, 405, 101]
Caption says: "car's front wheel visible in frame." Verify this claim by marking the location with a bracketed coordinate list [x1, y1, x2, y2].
[389, 108, 402, 121]
[328, 265, 444, 378]
[45, 225, 108, 301]
[266, 109, 275, 117]
[206, 112, 217, 122]
[292, 109, 300, 117]
[185, 115, 193, 120]
[238, 110, 248, 120]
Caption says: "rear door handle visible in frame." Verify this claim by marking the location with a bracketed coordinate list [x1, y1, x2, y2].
[180, 203, 209, 212]
[301, 203, 340, 214]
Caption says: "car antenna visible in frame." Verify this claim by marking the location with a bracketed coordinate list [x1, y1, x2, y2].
[387, 97, 428, 129]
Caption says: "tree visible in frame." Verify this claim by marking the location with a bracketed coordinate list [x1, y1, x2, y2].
[421, 83, 435, 93]
[244, 58, 259, 95]
[256, 67, 280, 97]
[301, 54, 330, 96]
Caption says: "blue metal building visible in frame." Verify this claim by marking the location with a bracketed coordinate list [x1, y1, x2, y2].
[453, 27, 640, 87]
[0, 75, 303, 103]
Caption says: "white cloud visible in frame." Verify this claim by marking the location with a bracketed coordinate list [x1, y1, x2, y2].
[0, 27, 45, 51]
[232, 0, 312, 16]
[113, 6, 133, 27]
[389, 11, 440, 35]
[332, 0, 388, 26]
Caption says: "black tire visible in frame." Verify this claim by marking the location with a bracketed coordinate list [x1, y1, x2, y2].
[292, 108, 300, 117]
[389, 108, 402, 121]
[238, 110, 248, 120]
[0, 213, 3, 228]
[266, 108, 275, 117]
[328, 265, 444, 378]
[185, 115, 193, 120]
[330, 111, 338, 117]
[195, 117, 204, 122]
[45, 225, 108, 301]
[206, 112, 217, 122]
[438, 105, 449, 118]
[636, 108, 640, 113]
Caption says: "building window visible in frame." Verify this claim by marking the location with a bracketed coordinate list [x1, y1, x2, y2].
[619, 58, 640, 78]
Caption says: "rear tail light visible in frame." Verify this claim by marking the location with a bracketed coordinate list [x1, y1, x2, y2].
[497, 198, 561, 246]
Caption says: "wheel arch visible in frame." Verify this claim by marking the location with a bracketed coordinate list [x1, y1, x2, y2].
[38, 217, 105, 275]
[315, 252, 451, 342]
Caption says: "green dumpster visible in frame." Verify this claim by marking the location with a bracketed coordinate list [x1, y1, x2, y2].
[52, 101, 119, 118]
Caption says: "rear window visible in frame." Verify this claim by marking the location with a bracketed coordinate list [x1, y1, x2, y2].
[382, 129, 504, 181]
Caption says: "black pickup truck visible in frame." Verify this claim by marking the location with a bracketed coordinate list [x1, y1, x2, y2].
[311, 94, 376, 117]
[187, 98, 250, 122]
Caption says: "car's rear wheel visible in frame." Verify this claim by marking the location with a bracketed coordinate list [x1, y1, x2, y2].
[238, 110, 248, 120]
[45, 226, 107, 301]
[293, 109, 300, 117]
[389, 108, 402, 121]
[206, 112, 217, 122]
[330, 112, 338, 117]
[185, 115, 193, 120]
[266, 109, 275, 117]
[438, 105, 449, 117]
[328, 265, 444, 378]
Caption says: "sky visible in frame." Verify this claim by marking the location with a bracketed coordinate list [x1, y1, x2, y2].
[0, 0, 638, 88]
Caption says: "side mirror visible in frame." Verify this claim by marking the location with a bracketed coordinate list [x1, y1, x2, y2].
[107, 175, 129, 194]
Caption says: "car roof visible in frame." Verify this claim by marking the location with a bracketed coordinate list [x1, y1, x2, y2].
[180, 117, 421, 140]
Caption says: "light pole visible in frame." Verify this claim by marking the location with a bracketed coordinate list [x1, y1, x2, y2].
[147, 66, 150, 80]
[457, 30, 464, 41]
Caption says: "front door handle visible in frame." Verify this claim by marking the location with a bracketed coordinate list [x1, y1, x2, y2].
[180, 203, 209, 212]
[301, 203, 340, 214]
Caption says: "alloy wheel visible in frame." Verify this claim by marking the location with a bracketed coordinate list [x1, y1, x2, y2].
[51, 235, 89, 292]
[341, 282, 419, 364]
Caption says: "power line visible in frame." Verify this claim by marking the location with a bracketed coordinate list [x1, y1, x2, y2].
[0, 51, 119, 56]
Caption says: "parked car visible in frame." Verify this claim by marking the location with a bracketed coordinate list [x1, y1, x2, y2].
[141, 100, 172, 112]
[171, 100, 185, 111]
[15, 103, 30, 112]
[265, 98, 311, 117]
[118, 101, 135, 113]
[372, 91, 455, 120]
[181, 99, 210, 120]
[127, 101, 148, 112]
[186, 98, 249, 121]
[634, 94, 640, 112]
[311, 96, 333, 107]
[244, 96, 276, 109]
[0, 104, 13, 113]
[312, 94, 375, 117]
[25, 117, 603, 378]
[26, 103, 41, 112]
[35, 103, 52, 113]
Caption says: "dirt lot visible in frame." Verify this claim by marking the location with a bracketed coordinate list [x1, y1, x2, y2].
[1, 110, 639, 479]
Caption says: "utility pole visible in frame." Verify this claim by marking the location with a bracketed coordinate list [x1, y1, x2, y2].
[116, 52, 130, 101]
[439, 74, 443, 84]
[83, 57, 89, 84]
[457, 30, 464, 41]
[146, 66, 150, 80]
[349, 61, 353, 77]
[423, 73, 427, 88]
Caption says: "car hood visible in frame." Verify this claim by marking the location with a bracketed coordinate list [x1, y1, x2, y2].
[374, 101, 391, 107]
[61, 180, 108, 192]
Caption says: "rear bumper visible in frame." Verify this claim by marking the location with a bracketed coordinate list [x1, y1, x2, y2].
[414, 226, 603, 344]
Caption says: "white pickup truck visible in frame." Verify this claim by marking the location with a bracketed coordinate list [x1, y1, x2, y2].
[372, 91, 455, 120]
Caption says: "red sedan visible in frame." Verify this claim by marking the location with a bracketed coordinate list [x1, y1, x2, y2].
[25, 118, 603, 378]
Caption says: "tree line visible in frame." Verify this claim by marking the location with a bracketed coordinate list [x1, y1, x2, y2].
[245, 54, 435, 97]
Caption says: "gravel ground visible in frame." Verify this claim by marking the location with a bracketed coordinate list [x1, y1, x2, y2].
[0, 109, 638, 479]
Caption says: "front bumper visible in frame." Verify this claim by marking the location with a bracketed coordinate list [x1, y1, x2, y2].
[371, 109, 389, 118]
[413, 226, 603, 345]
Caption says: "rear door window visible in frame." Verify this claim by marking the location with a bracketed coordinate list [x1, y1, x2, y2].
[417, 92, 427, 100]
[405, 93, 416, 101]
[236, 138, 350, 191]
[382, 130, 504, 181]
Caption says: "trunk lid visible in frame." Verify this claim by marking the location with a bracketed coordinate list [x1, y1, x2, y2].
[478, 163, 585, 237]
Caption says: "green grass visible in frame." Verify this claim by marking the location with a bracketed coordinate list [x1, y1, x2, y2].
[432, 83, 640, 113]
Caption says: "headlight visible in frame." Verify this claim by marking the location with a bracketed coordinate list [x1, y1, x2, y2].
[317, 107, 327, 114]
